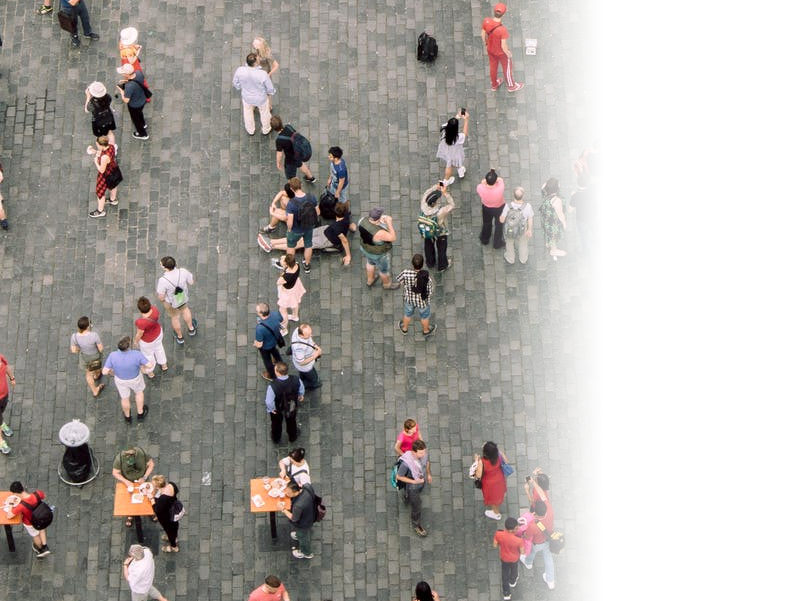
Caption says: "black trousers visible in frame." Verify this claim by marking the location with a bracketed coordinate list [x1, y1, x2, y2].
[501, 560, 519, 596]
[480, 205, 505, 248]
[127, 104, 147, 136]
[270, 411, 298, 444]
[159, 516, 179, 547]
[424, 236, 449, 271]
[259, 346, 282, 379]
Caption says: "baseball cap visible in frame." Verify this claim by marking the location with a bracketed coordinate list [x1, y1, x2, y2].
[494, 3, 507, 15]
[369, 207, 384, 220]
[117, 64, 135, 75]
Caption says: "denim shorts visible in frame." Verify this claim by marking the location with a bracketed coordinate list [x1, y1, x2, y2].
[287, 228, 313, 248]
[360, 248, 391, 274]
[404, 301, 431, 319]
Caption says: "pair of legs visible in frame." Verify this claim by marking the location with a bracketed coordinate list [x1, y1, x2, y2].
[270, 410, 298, 443]
[402, 486, 425, 533]
[424, 235, 449, 271]
[284, 161, 315, 182]
[293, 526, 312, 556]
[139, 334, 168, 378]
[363, 251, 397, 289]
[488, 52, 520, 89]
[96, 184, 119, 213]
[400, 301, 433, 335]
[504, 235, 530, 264]
[259, 346, 282, 380]
[64, 1, 94, 37]
[164, 303, 194, 339]
[286, 229, 314, 267]
[298, 367, 320, 390]
[85, 366, 104, 396]
[115, 376, 146, 419]
[268, 206, 287, 230]
[278, 304, 300, 329]
[480, 205, 505, 248]
[521, 541, 555, 586]
[242, 98, 271, 135]
[130, 586, 168, 601]
[501, 560, 519, 598]
[160, 518, 179, 550]
[127, 104, 148, 137]
[0, 395, 10, 451]
[25, 524, 48, 551]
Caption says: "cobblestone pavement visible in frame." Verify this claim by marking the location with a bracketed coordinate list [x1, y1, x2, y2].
[0, 0, 593, 599]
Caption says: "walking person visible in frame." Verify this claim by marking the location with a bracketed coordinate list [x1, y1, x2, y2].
[481, 3, 524, 92]
[87, 135, 122, 218]
[520, 471, 556, 589]
[540, 178, 568, 258]
[119, 27, 151, 98]
[60, 0, 100, 48]
[394, 419, 421, 456]
[477, 168, 506, 249]
[289, 323, 322, 390]
[278, 447, 311, 486]
[395, 439, 433, 537]
[276, 254, 306, 334]
[0, 161, 9, 231]
[84, 81, 116, 147]
[271, 115, 316, 182]
[116, 63, 149, 140]
[122, 544, 170, 601]
[499, 186, 534, 265]
[474, 441, 509, 520]
[265, 362, 304, 444]
[493, 517, 525, 601]
[436, 110, 469, 185]
[69, 316, 105, 397]
[253, 302, 284, 382]
[156, 256, 197, 345]
[102, 336, 154, 423]
[146, 475, 181, 553]
[0, 351, 16, 455]
[396, 254, 436, 337]
[326, 146, 349, 203]
[418, 181, 455, 271]
[132, 297, 168, 379]
[232, 53, 276, 136]
[358, 207, 400, 289]
[5, 481, 51, 557]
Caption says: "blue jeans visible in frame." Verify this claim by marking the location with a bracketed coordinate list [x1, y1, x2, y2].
[328, 179, 348, 203]
[525, 541, 554, 584]
[359, 248, 391, 274]
[61, 0, 93, 36]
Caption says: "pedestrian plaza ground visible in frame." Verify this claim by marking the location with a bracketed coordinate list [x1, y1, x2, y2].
[0, 0, 594, 599]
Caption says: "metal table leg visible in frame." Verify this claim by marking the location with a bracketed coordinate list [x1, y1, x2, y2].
[4, 524, 15, 552]
[134, 516, 144, 544]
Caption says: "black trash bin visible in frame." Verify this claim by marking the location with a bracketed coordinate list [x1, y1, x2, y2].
[58, 420, 100, 487]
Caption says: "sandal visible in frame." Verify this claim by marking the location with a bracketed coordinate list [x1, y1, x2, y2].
[92, 383, 106, 398]
[161, 545, 179, 553]
[125, 516, 133, 528]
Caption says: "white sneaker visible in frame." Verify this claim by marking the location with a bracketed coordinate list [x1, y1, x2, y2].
[457, 165, 466, 178]
[290, 531, 298, 540]
[484, 509, 502, 520]
[443, 176, 455, 186]
[542, 573, 555, 590]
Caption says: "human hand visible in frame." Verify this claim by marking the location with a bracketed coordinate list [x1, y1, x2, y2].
[342, 255, 351, 266]
[525, 230, 532, 238]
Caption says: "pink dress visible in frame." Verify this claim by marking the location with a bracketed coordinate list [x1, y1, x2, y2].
[277, 268, 306, 309]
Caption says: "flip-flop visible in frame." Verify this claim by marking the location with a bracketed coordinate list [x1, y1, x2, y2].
[161, 545, 179, 553]
[125, 517, 133, 528]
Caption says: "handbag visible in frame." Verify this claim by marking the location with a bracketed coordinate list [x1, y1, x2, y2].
[535, 520, 566, 554]
[170, 498, 185, 522]
[500, 457, 514, 477]
[104, 165, 124, 189]
[469, 459, 482, 488]
[57, 9, 78, 34]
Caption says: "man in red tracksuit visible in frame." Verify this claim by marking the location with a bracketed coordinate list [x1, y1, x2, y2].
[481, 3, 524, 92]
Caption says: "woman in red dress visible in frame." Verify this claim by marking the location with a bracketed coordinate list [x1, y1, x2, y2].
[88, 135, 121, 218]
[474, 440, 508, 521]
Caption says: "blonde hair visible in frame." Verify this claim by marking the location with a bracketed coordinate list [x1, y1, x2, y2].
[151, 474, 167, 488]
[252, 37, 272, 61]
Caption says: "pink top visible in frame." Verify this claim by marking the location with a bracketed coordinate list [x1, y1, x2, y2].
[477, 178, 506, 208]
[395, 425, 421, 453]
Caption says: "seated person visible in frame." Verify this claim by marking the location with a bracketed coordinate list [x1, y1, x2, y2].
[259, 203, 352, 265]
[261, 183, 295, 233]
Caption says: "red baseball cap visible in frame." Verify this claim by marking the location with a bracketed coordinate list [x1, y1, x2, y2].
[494, 3, 507, 15]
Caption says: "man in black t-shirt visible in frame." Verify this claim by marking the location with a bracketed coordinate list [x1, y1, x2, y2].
[270, 115, 316, 182]
[258, 203, 352, 265]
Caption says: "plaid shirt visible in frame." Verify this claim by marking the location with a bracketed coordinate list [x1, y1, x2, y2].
[396, 269, 432, 307]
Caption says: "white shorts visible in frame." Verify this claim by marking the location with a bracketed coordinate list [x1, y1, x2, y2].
[24, 523, 41, 537]
[139, 332, 167, 370]
[114, 373, 146, 398]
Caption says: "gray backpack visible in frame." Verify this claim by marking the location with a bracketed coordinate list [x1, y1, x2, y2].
[504, 204, 528, 238]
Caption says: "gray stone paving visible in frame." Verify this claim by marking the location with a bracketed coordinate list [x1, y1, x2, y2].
[0, 0, 593, 599]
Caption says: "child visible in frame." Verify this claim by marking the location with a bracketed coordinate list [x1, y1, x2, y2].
[493, 517, 524, 601]
[394, 419, 421, 455]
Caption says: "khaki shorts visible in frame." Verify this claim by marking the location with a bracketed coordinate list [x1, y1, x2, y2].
[114, 374, 146, 398]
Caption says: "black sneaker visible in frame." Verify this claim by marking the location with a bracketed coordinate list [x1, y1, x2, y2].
[423, 324, 437, 337]
[302, 261, 311, 274]
[303, 176, 316, 183]
[137, 405, 149, 420]
[132, 132, 150, 141]
[88, 209, 106, 218]
[36, 544, 51, 558]
[0, 219, 9, 231]
[84, 32, 100, 40]
[71, 36, 81, 48]
[125, 414, 132, 424]
[188, 318, 198, 336]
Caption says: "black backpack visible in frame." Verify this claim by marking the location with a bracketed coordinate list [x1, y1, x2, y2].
[273, 377, 300, 418]
[280, 126, 313, 163]
[314, 493, 327, 521]
[318, 190, 337, 220]
[417, 32, 438, 62]
[298, 197, 319, 229]
[19, 491, 54, 530]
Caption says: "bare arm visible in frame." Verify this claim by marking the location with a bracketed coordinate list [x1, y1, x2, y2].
[276, 149, 284, 171]
[553, 196, 567, 228]
[338, 234, 351, 265]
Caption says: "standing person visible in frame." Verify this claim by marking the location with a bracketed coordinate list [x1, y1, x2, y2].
[5, 481, 51, 557]
[413, 581, 441, 601]
[84, 81, 116, 147]
[253, 303, 284, 382]
[474, 441, 509, 520]
[122, 544, 170, 601]
[60, 0, 100, 48]
[493, 517, 525, 601]
[284, 177, 318, 273]
[248, 575, 291, 601]
[265, 362, 304, 444]
[396, 254, 436, 337]
[436, 110, 469, 184]
[276, 254, 307, 333]
[418, 181, 455, 271]
[119, 27, 151, 98]
[521, 471, 556, 589]
[271, 115, 316, 182]
[278, 447, 311, 486]
[395, 439, 433, 537]
[87, 135, 121, 218]
[146, 475, 181, 553]
[477, 168, 506, 249]
[112, 446, 156, 528]
[499, 186, 534, 265]
[101, 336, 154, 423]
[481, 3, 524, 92]
[394, 419, 421, 456]
[0, 351, 16, 455]
[539, 178, 568, 258]
[568, 173, 596, 255]
[252, 38, 280, 83]
[132, 296, 168, 379]
[326, 146, 348, 203]
[232, 53, 276, 136]
[278, 480, 316, 559]
[69, 316, 105, 398]
[116, 64, 149, 141]
[357, 207, 400, 289]
[290, 323, 322, 391]
[0, 161, 8, 231]
[156, 256, 197, 345]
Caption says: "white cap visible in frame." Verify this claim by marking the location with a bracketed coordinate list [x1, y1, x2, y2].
[116, 64, 135, 75]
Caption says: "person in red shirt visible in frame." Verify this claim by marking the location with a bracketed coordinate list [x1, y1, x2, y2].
[522, 471, 556, 589]
[6, 481, 50, 557]
[248, 575, 291, 601]
[394, 418, 421, 455]
[493, 517, 524, 600]
[133, 296, 169, 378]
[0, 352, 16, 454]
[480, 3, 524, 92]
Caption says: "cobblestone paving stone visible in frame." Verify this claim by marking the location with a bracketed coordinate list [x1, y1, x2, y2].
[0, 0, 594, 599]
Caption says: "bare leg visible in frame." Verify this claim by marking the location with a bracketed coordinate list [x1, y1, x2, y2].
[121, 396, 132, 418]
[365, 263, 377, 285]
[421, 317, 432, 334]
[134, 391, 145, 414]
[303, 247, 313, 266]
[85, 370, 100, 395]
[96, 195, 105, 213]
[299, 163, 315, 180]
[181, 306, 194, 330]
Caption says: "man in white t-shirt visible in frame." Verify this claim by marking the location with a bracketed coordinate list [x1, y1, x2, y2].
[123, 544, 169, 601]
[290, 323, 322, 390]
[156, 256, 197, 345]
[499, 187, 534, 265]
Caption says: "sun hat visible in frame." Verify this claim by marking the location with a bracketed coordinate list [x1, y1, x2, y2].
[88, 81, 106, 98]
[119, 27, 138, 46]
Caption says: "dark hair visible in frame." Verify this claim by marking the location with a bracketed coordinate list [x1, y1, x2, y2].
[275, 361, 288, 375]
[411, 254, 429, 300]
[77, 316, 91, 331]
[333, 202, 348, 218]
[412, 254, 424, 270]
[536, 473, 550, 491]
[482, 441, 500, 465]
[270, 115, 284, 131]
[246, 53, 258, 67]
[137, 296, 151, 313]
[284, 254, 296, 269]
[289, 447, 305, 461]
[534, 500, 547, 517]
[442, 117, 459, 145]
[287, 481, 301, 493]
[425, 190, 442, 207]
[9, 481, 23, 494]
[283, 183, 295, 199]
[414, 581, 435, 601]
[411, 439, 427, 452]
[505, 517, 518, 530]
[328, 146, 343, 159]
[118, 336, 132, 351]
[486, 168, 498, 185]
[265, 575, 281, 588]
[160, 256, 176, 270]
[543, 177, 560, 197]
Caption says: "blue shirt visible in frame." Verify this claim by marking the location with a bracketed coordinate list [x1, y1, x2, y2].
[330, 159, 348, 190]
[232, 65, 275, 105]
[104, 349, 149, 380]
[255, 312, 283, 349]
[265, 375, 305, 413]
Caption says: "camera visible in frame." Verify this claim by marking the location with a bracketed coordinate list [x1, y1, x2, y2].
[460, 107, 466, 116]
[525, 475, 531, 482]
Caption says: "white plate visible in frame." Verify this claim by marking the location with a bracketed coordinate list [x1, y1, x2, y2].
[131, 493, 144, 504]
[267, 488, 285, 498]
[252, 494, 265, 508]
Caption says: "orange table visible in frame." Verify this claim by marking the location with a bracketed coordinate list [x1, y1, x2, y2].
[250, 477, 289, 538]
[0, 491, 24, 552]
[113, 482, 154, 544]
